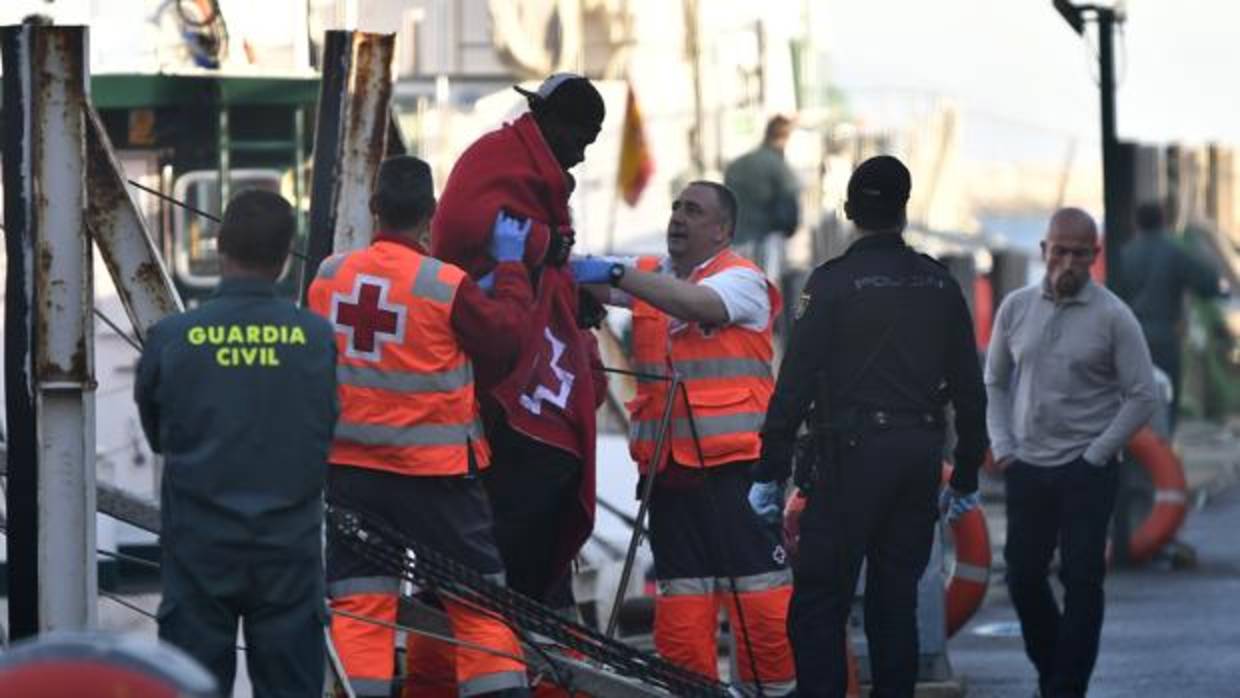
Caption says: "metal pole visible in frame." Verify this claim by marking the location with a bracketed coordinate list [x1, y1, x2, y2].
[2, 22, 42, 640]
[1099, 7, 1124, 287]
[1, 24, 97, 634]
[1096, 7, 1137, 566]
[605, 374, 681, 638]
[85, 106, 184, 342]
[299, 31, 394, 302]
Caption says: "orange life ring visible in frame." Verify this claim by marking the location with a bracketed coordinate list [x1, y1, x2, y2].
[1124, 426, 1188, 563]
[942, 465, 991, 637]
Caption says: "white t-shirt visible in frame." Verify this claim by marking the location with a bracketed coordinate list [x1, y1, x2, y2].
[608, 254, 772, 332]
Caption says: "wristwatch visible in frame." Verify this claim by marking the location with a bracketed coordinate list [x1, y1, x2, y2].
[607, 262, 626, 287]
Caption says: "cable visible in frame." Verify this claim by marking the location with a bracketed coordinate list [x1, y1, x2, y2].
[126, 179, 220, 224]
[93, 308, 143, 352]
[99, 591, 249, 653]
[125, 178, 310, 262]
[95, 547, 161, 571]
[592, 363, 672, 383]
[99, 590, 159, 622]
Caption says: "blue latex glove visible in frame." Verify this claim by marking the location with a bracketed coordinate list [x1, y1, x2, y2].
[490, 211, 532, 263]
[939, 487, 980, 525]
[475, 271, 495, 292]
[748, 481, 785, 525]
[569, 256, 615, 284]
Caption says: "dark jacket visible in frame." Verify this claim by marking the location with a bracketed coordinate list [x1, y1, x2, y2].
[1116, 232, 1221, 345]
[135, 278, 338, 557]
[757, 233, 988, 492]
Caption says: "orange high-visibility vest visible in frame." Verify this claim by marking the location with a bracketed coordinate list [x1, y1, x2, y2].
[626, 250, 781, 473]
[307, 240, 489, 476]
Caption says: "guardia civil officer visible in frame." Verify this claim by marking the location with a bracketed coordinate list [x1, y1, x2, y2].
[751, 155, 988, 698]
[135, 190, 339, 698]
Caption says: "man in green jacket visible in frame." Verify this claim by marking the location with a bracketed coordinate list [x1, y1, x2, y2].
[135, 190, 338, 698]
[725, 115, 801, 280]
[1116, 201, 1222, 426]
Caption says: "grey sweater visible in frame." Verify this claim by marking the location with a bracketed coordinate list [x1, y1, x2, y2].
[985, 280, 1157, 467]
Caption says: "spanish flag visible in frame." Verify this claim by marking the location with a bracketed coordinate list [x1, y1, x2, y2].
[616, 81, 654, 206]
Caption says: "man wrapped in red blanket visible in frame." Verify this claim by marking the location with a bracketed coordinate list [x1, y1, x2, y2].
[431, 74, 607, 619]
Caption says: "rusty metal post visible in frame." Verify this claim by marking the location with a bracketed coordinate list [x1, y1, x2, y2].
[300, 30, 394, 302]
[85, 106, 184, 341]
[1, 24, 97, 635]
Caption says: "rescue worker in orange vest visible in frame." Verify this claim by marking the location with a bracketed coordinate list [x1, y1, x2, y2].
[573, 181, 797, 695]
[307, 156, 536, 698]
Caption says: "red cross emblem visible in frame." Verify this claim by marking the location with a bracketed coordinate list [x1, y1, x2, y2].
[332, 274, 406, 361]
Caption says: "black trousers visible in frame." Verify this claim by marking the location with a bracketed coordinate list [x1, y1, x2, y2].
[483, 420, 582, 610]
[158, 542, 326, 698]
[326, 464, 509, 586]
[649, 460, 789, 580]
[788, 426, 942, 698]
[1005, 457, 1119, 698]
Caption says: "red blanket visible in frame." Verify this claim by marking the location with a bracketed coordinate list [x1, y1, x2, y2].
[432, 113, 600, 585]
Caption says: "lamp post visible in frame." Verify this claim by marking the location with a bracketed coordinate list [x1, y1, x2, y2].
[1053, 1, 1126, 286]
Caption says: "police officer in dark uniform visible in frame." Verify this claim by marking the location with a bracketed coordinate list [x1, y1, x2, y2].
[749, 156, 988, 698]
[135, 190, 338, 698]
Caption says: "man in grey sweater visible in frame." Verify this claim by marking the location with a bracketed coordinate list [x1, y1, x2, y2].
[985, 207, 1156, 698]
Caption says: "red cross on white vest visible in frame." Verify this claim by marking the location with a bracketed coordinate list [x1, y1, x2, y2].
[333, 275, 406, 360]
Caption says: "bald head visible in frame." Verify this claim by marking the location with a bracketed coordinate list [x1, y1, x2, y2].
[1042, 207, 1100, 301]
[1047, 207, 1098, 245]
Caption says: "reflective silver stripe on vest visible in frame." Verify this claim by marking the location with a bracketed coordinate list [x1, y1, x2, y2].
[670, 411, 765, 439]
[326, 576, 401, 598]
[740, 679, 797, 695]
[670, 357, 772, 380]
[335, 419, 483, 447]
[338, 362, 474, 393]
[411, 257, 455, 303]
[658, 569, 792, 597]
[631, 411, 766, 443]
[633, 362, 669, 383]
[460, 670, 528, 696]
[315, 252, 348, 280]
[346, 677, 394, 697]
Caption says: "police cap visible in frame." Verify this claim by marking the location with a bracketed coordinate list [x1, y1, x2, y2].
[845, 155, 911, 230]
